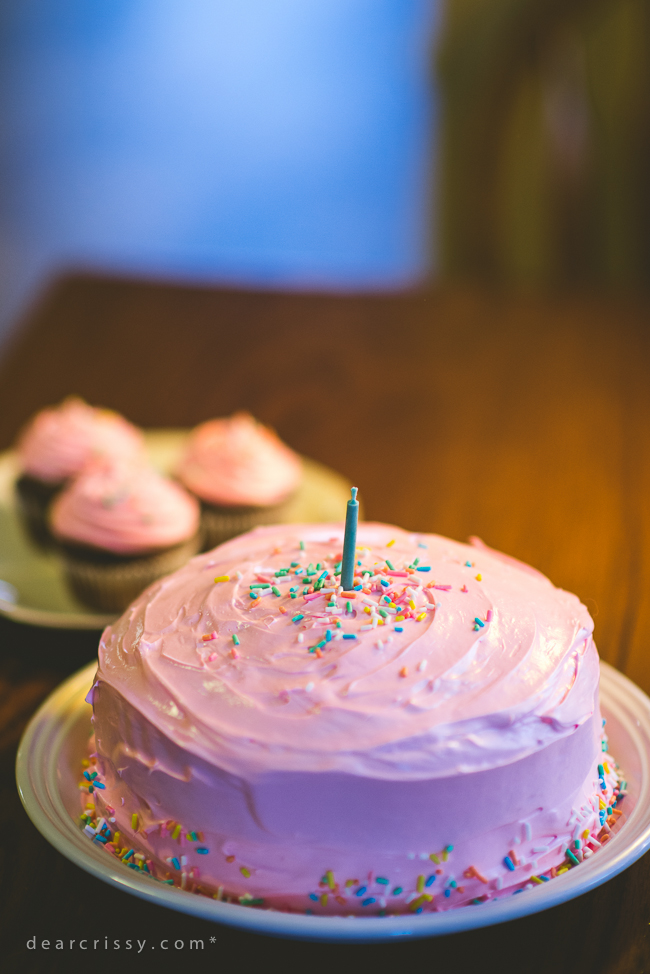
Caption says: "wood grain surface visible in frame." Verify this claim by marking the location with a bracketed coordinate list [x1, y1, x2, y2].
[0, 274, 649, 973]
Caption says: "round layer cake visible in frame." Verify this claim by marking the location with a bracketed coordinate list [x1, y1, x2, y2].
[86, 523, 621, 913]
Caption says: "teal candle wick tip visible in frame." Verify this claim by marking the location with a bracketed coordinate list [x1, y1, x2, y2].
[350, 486, 358, 503]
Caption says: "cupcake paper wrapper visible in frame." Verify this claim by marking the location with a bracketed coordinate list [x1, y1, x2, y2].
[200, 496, 295, 551]
[62, 535, 201, 613]
[14, 474, 62, 550]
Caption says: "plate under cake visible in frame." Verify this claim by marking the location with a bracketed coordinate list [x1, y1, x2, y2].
[16, 658, 650, 941]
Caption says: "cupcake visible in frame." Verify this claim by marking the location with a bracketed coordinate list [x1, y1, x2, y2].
[15, 396, 144, 547]
[49, 460, 200, 613]
[175, 412, 302, 549]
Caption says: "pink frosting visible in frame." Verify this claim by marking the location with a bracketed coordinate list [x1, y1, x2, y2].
[88, 523, 606, 911]
[50, 461, 199, 554]
[95, 523, 598, 777]
[176, 413, 302, 507]
[90, 710, 609, 911]
[17, 397, 144, 484]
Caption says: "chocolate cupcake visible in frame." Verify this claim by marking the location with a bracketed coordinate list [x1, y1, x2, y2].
[176, 412, 302, 550]
[49, 460, 200, 612]
[15, 396, 144, 547]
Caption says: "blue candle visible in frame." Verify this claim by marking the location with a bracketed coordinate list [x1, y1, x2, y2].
[341, 487, 359, 591]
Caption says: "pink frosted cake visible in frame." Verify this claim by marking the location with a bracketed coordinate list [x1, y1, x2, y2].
[83, 523, 625, 914]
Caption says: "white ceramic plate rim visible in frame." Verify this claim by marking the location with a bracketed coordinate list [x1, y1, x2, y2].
[16, 660, 650, 943]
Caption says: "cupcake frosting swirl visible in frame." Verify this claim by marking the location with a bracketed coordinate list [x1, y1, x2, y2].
[50, 461, 200, 554]
[176, 412, 302, 507]
[17, 397, 143, 483]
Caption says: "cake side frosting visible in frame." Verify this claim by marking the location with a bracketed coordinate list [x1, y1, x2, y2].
[94, 523, 599, 779]
[50, 461, 200, 554]
[17, 397, 143, 483]
[175, 413, 302, 507]
[85, 711, 619, 912]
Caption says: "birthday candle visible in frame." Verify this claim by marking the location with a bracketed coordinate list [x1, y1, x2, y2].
[341, 487, 359, 591]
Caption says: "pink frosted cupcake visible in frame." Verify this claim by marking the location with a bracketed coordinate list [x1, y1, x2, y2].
[176, 412, 302, 549]
[50, 460, 200, 612]
[15, 396, 144, 546]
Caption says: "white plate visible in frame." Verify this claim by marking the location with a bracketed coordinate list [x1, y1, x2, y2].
[0, 429, 352, 629]
[15, 660, 650, 942]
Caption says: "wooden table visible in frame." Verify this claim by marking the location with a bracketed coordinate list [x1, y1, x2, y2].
[0, 275, 649, 972]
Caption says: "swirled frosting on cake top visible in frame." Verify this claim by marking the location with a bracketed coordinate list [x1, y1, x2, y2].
[50, 461, 200, 554]
[175, 412, 302, 507]
[96, 523, 598, 779]
[17, 396, 144, 483]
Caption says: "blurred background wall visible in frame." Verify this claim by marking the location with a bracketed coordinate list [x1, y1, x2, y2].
[1, 0, 647, 359]
[0, 0, 438, 351]
[437, 0, 650, 290]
